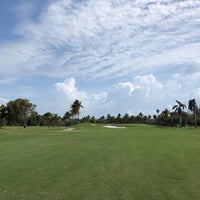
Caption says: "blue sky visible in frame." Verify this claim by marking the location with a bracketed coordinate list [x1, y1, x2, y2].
[0, 0, 200, 117]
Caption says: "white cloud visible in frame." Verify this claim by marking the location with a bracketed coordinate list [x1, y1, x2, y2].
[55, 77, 109, 116]
[0, 0, 200, 81]
[115, 74, 163, 98]
[107, 74, 165, 115]
[134, 74, 163, 98]
[55, 77, 87, 101]
[15, 71, 200, 117]
[115, 82, 135, 95]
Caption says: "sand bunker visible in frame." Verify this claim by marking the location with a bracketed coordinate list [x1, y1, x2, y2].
[104, 125, 126, 129]
[63, 128, 75, 131]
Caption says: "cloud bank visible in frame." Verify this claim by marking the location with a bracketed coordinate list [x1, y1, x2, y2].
[0, 0, 199, 82]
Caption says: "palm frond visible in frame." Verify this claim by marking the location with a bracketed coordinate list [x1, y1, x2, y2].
[172, 105, 178, 110]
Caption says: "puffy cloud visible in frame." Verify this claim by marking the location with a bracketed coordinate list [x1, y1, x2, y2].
[55, 77, 87, 101]
[55, 77, 108, 116]
[109, 74, 165, 114]
[115, 74, 163, 98]
[134, 74, 163, 97]
[115, 82, 135, 95]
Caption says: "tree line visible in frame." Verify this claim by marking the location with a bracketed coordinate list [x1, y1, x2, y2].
[0, 98, 199, 128]
[0, 98, 83, 128]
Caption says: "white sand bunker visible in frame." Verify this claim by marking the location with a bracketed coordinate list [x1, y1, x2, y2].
[104, 125, 126, 129]
[63, 128, 75, 131]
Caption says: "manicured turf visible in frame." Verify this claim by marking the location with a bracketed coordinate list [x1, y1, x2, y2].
[0, 124, 200, 200]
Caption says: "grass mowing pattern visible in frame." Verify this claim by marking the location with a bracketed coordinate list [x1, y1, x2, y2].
[0, 124, 200, 199]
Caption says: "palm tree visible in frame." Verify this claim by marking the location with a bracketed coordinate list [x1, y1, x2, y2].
[156, 109, 160, 125]
[70, 99, 83, 129]
[172, 100, 186, 128]
[188, 99, 197, 128]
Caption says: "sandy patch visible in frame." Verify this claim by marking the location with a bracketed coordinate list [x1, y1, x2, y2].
[63, 128, 75, 131]
[104, 125, 126, 129]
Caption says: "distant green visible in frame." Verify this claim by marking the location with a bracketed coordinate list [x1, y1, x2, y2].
[0, 124, 200, 200]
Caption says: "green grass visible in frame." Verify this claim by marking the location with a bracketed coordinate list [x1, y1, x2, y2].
[0, 124, 200, 200]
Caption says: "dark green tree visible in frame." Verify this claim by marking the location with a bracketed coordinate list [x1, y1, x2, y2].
[116, 113, 121, 124]
[123, 113, 130, 123]
[42, 112, 54, 127]
[0, 105, 7, 128]
[6, 98, 36, 127]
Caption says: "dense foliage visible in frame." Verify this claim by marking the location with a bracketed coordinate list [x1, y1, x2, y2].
[0, 98, 200, 127]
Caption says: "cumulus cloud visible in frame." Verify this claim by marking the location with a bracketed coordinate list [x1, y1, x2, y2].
[55, 77, 88, 101]
[115, 82, 135, 95]
[112, 71, 200, 115]
[55, 77, 109, 116]
[115, 74, 164, 98]
[109, 74, 165, 114]
[134, 74, 163, 98]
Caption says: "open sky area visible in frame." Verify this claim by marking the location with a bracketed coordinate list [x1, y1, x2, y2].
[0, 0, 200, 117]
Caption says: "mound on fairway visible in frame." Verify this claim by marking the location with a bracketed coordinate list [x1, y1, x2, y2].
[0, 124, 200, 200]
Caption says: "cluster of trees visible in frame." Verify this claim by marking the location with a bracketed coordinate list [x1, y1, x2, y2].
[0, 98, 199, 128]
[0, 98, 83, 128]
[0, 99, 36, 127]
[90, 100, 199, 128]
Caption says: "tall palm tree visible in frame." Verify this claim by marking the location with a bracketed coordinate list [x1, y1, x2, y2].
[188, 99, 197, 128]
[70, 99, 83, 129]
[156, 109, 160, 115]
[156, 109, 160, 126]
[172, 100, 186, 128]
